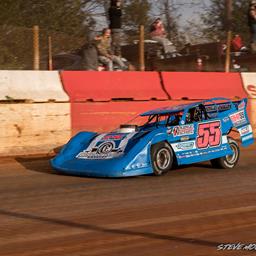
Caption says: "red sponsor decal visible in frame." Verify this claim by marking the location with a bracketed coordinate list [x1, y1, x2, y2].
[230, 111, 245, 124]
[238, 101, 245, 110]
[196, 121, 221, 149]
[103, 134, 124, 140]
[172, 125, 194, 137]
[247, 85, 256, 97]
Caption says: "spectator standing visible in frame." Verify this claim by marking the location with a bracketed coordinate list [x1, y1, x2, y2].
[96, 28, 126, 71]
[150, 18, 177, 55]
[109, 0, 122, 56]
[248, 0, 256, 52]
[81, 32, 99, 70]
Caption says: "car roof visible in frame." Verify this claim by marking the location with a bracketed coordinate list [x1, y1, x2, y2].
[140, 104, 190, 116]
[140, 102, 199, 116]
[140, 97, 236, 117]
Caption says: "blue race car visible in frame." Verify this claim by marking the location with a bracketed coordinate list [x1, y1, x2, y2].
[51, 97, 254, 177]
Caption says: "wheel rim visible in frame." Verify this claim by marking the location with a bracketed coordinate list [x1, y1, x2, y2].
[226, 144, 238, 164]
[156, 148, 171, 170]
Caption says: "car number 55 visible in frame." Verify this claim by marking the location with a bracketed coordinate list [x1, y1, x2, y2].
[196, 121, 221, 149]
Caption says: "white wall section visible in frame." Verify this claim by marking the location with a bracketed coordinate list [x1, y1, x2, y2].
[0, 71, 69, 102]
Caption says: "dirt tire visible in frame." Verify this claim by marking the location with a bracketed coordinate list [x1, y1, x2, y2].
[151, 142, 173, 176]
[210, 138, 240, 169]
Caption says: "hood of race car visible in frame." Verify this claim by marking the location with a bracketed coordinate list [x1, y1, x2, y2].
[51, 128, 163, 177]
[76, 131, 148, 160]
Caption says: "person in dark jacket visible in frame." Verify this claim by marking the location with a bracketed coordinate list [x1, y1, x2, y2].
[81, 31, 99, 70]
[109, 0, 122, 56]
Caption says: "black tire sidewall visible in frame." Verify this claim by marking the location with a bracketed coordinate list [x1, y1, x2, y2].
[211, 138, 240, 169]
[223, 139, 240, 168]
[151, 142, 173, 175]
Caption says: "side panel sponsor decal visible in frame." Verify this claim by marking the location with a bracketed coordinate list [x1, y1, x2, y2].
[205, 103, 231, 113]
[238, 125, 254, 142]
[229, 111, 247, 127]
[171, 124, 194, 137]
[176, 145, 228, 159]
[223, 117, 229, 123]
[238, 125, 252, 136]
[172, 141, 196, 152]
[238, 101, 246, 110]
[242, 134, 254, 141]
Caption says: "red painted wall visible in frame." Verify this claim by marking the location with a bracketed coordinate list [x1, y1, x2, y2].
[70, 100, 194, 134]
[161, 72, 247, 99]
[60, 71, 247, 133]
[61, 71, 168, 101]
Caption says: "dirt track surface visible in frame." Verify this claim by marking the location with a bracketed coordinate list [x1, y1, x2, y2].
[0, 144, 256, 256]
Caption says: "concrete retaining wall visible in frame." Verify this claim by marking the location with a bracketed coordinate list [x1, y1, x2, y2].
[0, 103, 70, 156]
[0, 71, 255, 157]
[0, 71, 69, 102]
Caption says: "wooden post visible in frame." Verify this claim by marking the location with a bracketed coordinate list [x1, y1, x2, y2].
[33, 26, 40, 70]
[225, 0, 232, 73]
[48, 36, 53, 71]
[139, 25, 145, 71]
[33, 25, 40, 70]
[225, 31, 232, 72]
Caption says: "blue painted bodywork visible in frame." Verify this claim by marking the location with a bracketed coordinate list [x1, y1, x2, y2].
[51, 97, 254, 177]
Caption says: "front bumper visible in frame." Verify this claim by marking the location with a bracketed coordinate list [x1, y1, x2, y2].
[51, 158, 152, 178]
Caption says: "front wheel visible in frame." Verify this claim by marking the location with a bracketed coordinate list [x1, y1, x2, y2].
[151, 142, 173, 176]
[210, 138, 240, 169]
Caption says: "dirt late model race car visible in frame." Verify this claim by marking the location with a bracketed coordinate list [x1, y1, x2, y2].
[51, 97, 254, 177]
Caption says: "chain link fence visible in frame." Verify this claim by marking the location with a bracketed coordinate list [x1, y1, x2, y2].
[0, 25, 85, 70]
[1, 25, 256, 72]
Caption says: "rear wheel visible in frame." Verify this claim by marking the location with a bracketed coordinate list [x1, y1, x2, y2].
[211, 138, 240, 169]
[151, 142, 173, 176]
